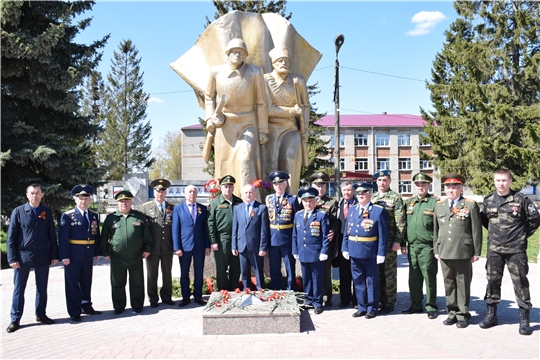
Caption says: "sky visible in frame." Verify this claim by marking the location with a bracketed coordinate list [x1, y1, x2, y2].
[74, 0, 458, 152]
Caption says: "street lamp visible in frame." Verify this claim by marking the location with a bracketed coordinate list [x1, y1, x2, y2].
[333, 34, 344, 200]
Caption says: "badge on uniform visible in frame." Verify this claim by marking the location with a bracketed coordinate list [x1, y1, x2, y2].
[361, 219, 374, 231]
[529, 204, 537, 214]
[60, 219, 66, 226]
[133, 222, 141, 226]
[91, 221, 98, 234]
[310, 221, 321, 237]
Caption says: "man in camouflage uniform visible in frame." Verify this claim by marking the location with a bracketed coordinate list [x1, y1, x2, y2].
[208, 175, 243, 291]
[401, 173, 438, 319]
[372, 170, 405, 314]
[310, 171, 339, 307]
[479, 168, 540, 336]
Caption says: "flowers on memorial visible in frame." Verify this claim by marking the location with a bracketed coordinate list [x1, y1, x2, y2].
[203, 178, 221, 200]
[38, 211, 47, 220]
[204, 289, 303, 315]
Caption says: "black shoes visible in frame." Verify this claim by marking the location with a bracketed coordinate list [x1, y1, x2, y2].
[324, 300, 332, 307]
[379, 306, 394, 314]
[338, 302, 349, 308]
[82, 304, 102, 315]
[195, 298, 207, 306]
[365, 312, 377, 319]
[6, 321, 20, 333]
[162, 299, 175, 306]
[179, 300, 190, 307]
[314, 307, 323, 314]
[133, 308, 143, 313]
[71, 316, 82, 322]
[114, 309, 124, 315]
[36, 315, 54, 324]
[427, 311, 438, 319]
[150, 302, 158, 308]
[402, 307, 423, 315]
[456, 320, 469, 328]
[352, 311, 367, 318]
[443, 317, 457, 326]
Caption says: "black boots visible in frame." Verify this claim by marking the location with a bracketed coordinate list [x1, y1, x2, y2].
[479, 304, 498, 329]
[519, 308, 532, 336]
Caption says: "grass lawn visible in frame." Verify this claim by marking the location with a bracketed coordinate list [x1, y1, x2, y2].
[481, 228, 539, 263]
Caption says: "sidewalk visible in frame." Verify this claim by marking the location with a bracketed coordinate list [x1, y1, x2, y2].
[2, 255, 538, 359]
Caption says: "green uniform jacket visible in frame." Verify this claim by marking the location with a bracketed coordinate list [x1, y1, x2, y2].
[481, 190, 540, 254]
[140, 201, 174, 256]
[316, 195, 339, 234]
[404, 194, 437, 247]
[372, 189, 406, 248]
[433, 197, 482, 260]
[208, 194, 243, 246]
[100, 209, 153, 264]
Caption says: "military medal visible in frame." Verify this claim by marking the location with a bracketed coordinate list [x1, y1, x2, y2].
[361, 219, 374, 231]
[250, 209, 255, 218]
[197, 206, 202, 214]
[310, 221, 321, 237]
[91, 221, 98, 234]
[512, 205, 518, 216]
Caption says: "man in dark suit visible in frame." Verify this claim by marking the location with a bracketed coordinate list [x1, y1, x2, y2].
[58, 185, 102, 322]
[173, 185, 211, 307]
[292, 187, 330, 314]
[232, 184, 269, 290]
[434, 173, 482, 329]
[6, 184, 59, 333]
[141, 179, 175, 308]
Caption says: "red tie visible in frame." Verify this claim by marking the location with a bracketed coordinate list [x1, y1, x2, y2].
[344, 201, 349, 219]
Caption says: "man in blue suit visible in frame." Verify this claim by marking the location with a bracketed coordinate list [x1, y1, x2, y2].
[173, 185, 211, 306]
[58, 185, 102, 322]
[292, 187, 330, 314]
[266, 171, 299, 290]
[6, 184, 59, 333]
[342, 183, 388, 319]
[232, 184, 269, 290]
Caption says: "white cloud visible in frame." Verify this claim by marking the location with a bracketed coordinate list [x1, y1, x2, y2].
[148, 96, 165, 104]
[406, 11, 446, 36]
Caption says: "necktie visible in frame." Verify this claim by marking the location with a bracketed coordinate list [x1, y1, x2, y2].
[343, 201, 349, 219]
[83, 211, 90, 228]
[304, 212, 309, 224]
[162, 203, 166, 214]
[449, 200, 454, 209]
[190, 204, 196, 221]
[359, 208, 365, 218]
[246, 204, 251, 222]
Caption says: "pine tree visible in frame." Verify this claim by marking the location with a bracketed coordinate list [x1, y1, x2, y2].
[101, 39, 154, 180]
[79, 70, 106, 169]
[1, 0, 109, 214]
[421, 1, 540, 194]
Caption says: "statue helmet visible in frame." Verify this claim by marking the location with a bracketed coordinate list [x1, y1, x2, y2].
[225, 38, 248, 56]
[269, 47, 290, 63]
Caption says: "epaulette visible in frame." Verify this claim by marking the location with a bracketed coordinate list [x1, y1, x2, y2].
[88, 209, 98, 215]
[436, 199, 446, 203]
[143, 201, 153, 206]
[464, 198, 475, 203]
[66, 209, 76, 214]
[484, 192, 495, 200]
[430, 195, 440, 201]
[316, 209, 326, 213]
[373, 204, 384, 209]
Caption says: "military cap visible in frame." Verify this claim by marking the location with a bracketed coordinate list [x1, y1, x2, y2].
[354, 182, 373, 192]
[298, 187, 319, 199]
[441, 173, 466, 185]
[71, 184, 94, 197]
[308, 171, 330, 184]
[115, 190, 133, 201]
[269, 47, 290, 63]
[225, 38, 248, 56]
[150, 178, 171, 190]
[269, 171, 290, 183]
[412, 172, 432, 184]
[219, 175, 236, 185]
[372, 170, 391, 179]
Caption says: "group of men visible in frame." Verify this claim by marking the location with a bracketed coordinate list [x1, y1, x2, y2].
[6, 168, 539, 335]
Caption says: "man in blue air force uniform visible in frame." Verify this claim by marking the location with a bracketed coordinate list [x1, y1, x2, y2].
[266, 171, 299, 290]
[342, 183, 388, 319]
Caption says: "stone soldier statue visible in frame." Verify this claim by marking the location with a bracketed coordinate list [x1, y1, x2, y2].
[140, 179, 176, 308]
[372, 170, 406, 314]
[263, 47, 310, 194]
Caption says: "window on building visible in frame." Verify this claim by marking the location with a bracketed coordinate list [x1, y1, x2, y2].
[330, 134, 345, 147]
[339, 158, 345, 170]
[355, 158, 368, 171]
[375, 133, 389, 147]
[398, 133, 411, 146]
[377, 158, 390, 171]
[420, 160, 433, 169]
[354, 133, 368, 146]
[419, 132, 431, 146]
[398, 158, 412, 170]
[399, 180, 412, 194]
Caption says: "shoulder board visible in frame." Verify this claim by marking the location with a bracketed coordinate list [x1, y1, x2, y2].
[430, 195, 440, 201]
[88, 209, 98, 215]
[484, 192, 495, 199]
[373, 204, 384, 209]
[436, 199, 446, 203]
[143, 201, 153, 206]
[316, 209, 326, 213]
[464, 198, 475, 203]
[66, 209, 76, 214]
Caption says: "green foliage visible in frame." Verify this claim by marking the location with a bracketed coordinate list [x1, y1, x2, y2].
[421, 1, 540, 195]
[149, 130, 183, 180]
[100, 39, 154, 180]
[205, 0, 292, 28]
[1, 0, 109, 215]
[481, 227, 539, 263]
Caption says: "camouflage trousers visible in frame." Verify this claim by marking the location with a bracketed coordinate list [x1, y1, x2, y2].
[379, 249, 397, 307]
[485, 250, 532, 310]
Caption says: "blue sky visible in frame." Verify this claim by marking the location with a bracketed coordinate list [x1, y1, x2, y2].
[75, 1, 457, 152]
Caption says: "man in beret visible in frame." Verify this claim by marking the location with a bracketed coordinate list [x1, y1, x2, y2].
[342, 183, 387, 319]
[434, 173, 482, 328]
[309, 171, 339, 307]
[208, 175, 243, 291]
[401, 173, 439, 319]
[372, 170, 406, 314]
[101, 190, 153, 314]
[58, 185, 102, 322]
[266, 171, 300, 290]
[140, 179, 175, 307]
[292, 187, 330, 314]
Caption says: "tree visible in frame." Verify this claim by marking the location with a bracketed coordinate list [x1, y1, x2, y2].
[1, 0, 109, 215]
[421, 1, 540, 194]
[205, 0, 292, 27]
[149, 130, 183, 180]
[101, 39, 154, 180]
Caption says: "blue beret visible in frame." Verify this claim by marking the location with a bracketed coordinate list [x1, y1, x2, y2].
[269, 171, 290, 183]
[372, 170, 391, 179]
[71, 184, 94, 197]
[354, 182, 373, 192]
[298, 187, 319, 199]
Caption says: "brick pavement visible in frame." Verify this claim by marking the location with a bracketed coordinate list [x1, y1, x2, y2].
[2, 255, 538, 359]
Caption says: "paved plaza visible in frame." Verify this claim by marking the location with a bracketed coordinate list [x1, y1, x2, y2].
[2, 255, 539, 359]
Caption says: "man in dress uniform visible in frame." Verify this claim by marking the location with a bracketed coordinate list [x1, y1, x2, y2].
[292, 187, 330, 314]
[479, 168, 540, 335]
[309, 171, 339, 307]
[140, 179, 175, 308]
[266, 171, 299, 290]
[208, 175, 243, 291]
[342, 183, 388, 319]
[6, 184, 59, 333]
[58, 185, 102, 322]
[401, 173, 438, 319]
[434, 173, 482, 328]
[372, 170, 406, 314]
[100, 190, 153, 314]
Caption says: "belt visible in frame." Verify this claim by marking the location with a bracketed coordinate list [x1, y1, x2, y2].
[270, 224, 293, 230]
[348, 236, 377, 242]
[69, 240, 95, 245]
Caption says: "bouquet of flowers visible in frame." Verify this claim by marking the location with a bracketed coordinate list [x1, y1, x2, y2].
[252, 178, 270, 190]
[203, 178, 221, 200]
